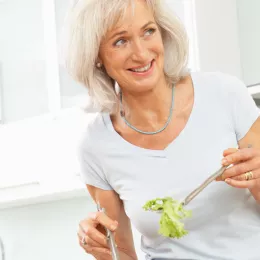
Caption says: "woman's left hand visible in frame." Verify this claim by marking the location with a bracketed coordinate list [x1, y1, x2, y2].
[216, 147, 260, 202]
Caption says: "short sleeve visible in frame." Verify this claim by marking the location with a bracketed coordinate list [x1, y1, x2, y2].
[77, 141, 113, 191]
[223, 74, 260, 141]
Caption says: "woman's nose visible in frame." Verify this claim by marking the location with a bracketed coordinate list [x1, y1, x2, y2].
[131, 39, 149, 61]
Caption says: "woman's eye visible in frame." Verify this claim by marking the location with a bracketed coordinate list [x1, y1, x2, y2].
[144, 28, 156, 36]
[114, 39, 126, 47]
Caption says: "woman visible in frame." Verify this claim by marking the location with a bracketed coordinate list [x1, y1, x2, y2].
[65, 0, 260, 259]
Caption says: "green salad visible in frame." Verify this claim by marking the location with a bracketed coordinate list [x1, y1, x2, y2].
[143, 197, 192, 238]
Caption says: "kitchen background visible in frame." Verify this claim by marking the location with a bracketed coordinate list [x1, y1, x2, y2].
[0, 0, 259, 259]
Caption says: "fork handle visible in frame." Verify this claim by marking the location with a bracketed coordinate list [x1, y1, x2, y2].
[182, 165, 228, 206]
[106, 229, 120, 260]
[97, 203, 120, 260]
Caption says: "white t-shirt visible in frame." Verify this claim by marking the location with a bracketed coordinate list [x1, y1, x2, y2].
[77, 72, 260, 260]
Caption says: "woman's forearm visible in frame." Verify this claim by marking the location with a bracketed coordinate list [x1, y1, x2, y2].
[96, 249, 137, 260]
[118, 247, 138, 260]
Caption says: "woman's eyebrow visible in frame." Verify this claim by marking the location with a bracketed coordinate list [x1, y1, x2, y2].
[109, 21, 155, 41]
[109, 30, 128, 41]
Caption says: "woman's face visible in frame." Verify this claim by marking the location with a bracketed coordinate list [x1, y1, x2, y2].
[99, 0, 165, 93]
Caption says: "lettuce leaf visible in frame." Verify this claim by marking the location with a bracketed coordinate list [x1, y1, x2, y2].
[143, 197, 192, 238]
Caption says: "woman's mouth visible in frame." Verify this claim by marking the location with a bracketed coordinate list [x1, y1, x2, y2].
[128, 60, 155, 76]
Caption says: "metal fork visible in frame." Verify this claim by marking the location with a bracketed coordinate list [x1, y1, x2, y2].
[96, 202, 120, 260]
[153, 165, 229, 213]
[180, 165, 229, 206]
[154, 144, 253, 212]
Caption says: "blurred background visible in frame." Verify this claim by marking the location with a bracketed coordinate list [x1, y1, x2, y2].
[0, 0, 259, 259]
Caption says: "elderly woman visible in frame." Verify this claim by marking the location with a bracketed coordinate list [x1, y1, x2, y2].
[65, 0, 260, 259]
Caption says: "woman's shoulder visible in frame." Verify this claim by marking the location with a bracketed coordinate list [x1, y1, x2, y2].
[191, 71, 249, 100]
[192, 71, 245, 90]
[77, 112, 107, 153]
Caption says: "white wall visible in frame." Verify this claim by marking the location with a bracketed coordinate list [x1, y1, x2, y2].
[194, 0, 242, 79]
[0, 0, 88, 123]
[54, 0, 89, 109]
[0, 0, 48, 123]
[0, 197, 144, 260]
[236, 0, 260, 86]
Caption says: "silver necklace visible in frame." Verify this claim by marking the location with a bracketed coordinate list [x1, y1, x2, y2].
[119, 86, 175, 135]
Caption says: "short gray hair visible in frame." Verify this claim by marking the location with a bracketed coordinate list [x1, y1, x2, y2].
[64, 0, 189, 113]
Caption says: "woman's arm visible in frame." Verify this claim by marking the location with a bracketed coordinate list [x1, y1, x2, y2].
[238, 117, 260, 148]
[238, 117, 260, 201]
[86, 185, 138, 259]
[220, 117, 260, 202]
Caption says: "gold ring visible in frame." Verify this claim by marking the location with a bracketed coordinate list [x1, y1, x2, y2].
[244, 171, 254, 181]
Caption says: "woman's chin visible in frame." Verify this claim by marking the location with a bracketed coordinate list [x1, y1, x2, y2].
[130, 76, 163, 93]
[129, 82, 159, 93]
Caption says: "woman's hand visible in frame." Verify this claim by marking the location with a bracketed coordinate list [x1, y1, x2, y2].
[216, 147, 260, 202]
[77, 210, 118, 258]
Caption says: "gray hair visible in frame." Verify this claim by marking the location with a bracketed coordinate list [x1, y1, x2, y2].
[64, 0, 189, 113]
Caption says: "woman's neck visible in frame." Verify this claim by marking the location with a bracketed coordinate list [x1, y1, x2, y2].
[119, 77, 173, 129]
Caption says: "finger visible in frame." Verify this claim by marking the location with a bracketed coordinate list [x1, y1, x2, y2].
[78, 232, 111, 256]
[79, 223, 108, 247]
[217, 149, 240, 181]
[90, 247, 112, 256]
[222, 148, 255, 166]
[83, 245, 111, 256]
[77, 232, 111, 257]
[231, 169, 260, 181]
[88, 211, 118, 232]
[78, 233, 105, 248]
[216, 159, 245, 181]
[220, 159, 256, 180]
[223, 148, 239, 157]
[77, 234, 93, 255]
[225, 178, 257, 189]
[231, 173, 249, 181]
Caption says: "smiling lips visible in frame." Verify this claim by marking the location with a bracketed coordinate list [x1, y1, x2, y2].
[129, 60, 154, 73]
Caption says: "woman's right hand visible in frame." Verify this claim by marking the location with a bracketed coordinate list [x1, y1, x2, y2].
[77, 210, 118, 257]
